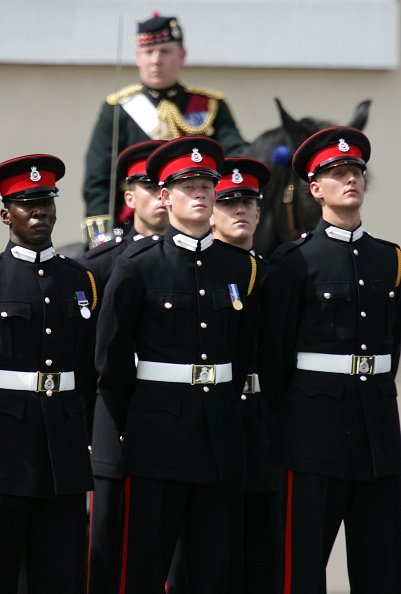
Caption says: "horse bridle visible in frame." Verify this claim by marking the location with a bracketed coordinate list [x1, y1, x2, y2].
[282, 172, 298, 240]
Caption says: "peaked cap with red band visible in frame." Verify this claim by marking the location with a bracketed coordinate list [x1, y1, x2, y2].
[137, 12, 183, 47]
[118, 140, 167, 182]
[146, 136, 225, 186]
[216, 158, 270, 201]
[0, 154, 65, 202]
[292, 126, 371, 182]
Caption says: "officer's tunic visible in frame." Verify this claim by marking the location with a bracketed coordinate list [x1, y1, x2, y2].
[0, 241, 96, 594]
[259, 219, 401, 594]
[83, 83, 248, 219]
[95, 226, 259, 594]
[0, 242, 95, 496]
[260, 220, 401, 478]
[96, 227, 258, 483]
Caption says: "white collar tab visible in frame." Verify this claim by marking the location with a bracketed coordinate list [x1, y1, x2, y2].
[325, 225, 364, 243]
[11, 245, 55, 263]
[173, 233, 213, 252]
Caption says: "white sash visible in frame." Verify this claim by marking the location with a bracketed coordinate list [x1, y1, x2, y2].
[121, 93, 160, 138]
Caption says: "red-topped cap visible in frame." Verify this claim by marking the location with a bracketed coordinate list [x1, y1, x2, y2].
[0, 154, 65, 201]
[292, 126, 370, 182]
[146, 136, 224, 185]
[117, 140, 166, 181]
[216, 158, 270, 200]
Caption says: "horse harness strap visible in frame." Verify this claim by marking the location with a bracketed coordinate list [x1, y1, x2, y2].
[282, 172, 299, 240]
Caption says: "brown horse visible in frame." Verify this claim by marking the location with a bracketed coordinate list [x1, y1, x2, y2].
[245, 98, 371, 257]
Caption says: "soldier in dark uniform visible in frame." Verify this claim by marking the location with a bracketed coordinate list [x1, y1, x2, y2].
[80, 140, 169, 594]
[95, 136, 260, 594]
[211, 158, 283, 594]
[82, 12, 248, 242]
[259, 127, 401, 594]
[0, 154, 97, 594]
[79, 140, 168, 294]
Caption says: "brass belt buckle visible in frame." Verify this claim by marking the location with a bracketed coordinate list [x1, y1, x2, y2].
[192, 364, 216, 385]
[37, 372, 61, 392]
[351, 355, 375, 375]
[243, 373, 256, 394]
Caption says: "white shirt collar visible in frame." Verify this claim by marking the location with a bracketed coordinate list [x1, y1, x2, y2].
[325, 225, 364, 243]
[133, 233, 145, 241]
[173, 233, 214, 252]
[11, 245, 55, 263]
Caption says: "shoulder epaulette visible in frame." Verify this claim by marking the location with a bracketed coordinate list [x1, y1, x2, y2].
[255, 252, 268, 265]
[184, 86, 224, 101]
[369, 234, 400, 250]
[366, 235, 401, 288]
[82, 238, 125, 260]
[56, 254, 98, 310]
[123, 235, 163, 259]
[56, 253, 87, 268]
[371, 237, 401, 289]
[274, 232, 313, 257]
[107, 84, 143, 106]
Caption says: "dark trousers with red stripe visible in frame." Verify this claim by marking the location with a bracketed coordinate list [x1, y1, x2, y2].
[87, 477, 124, 594]
[282, 471, 401, 594]
[0, 492, 87, 594]
[119, 476, 243, 594]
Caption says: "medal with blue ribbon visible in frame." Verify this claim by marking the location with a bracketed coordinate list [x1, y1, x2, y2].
[228, 283, 243, 311]
[75, 291, 91, 319]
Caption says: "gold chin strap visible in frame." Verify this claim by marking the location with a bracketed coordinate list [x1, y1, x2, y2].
[395, 246, 401, 288]
[156, 98, 217, 139]
[247, 255, 257, 297]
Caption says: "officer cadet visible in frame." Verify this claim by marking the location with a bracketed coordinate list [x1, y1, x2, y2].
[211, 158, 283, 594]
[259, 127, 401, 594]
[0, 154, 97, 594]
[95, 136, 260, 594]
[82, 12, 248, 242]
[79, 140, 168, 295]
[81, 140, 169, 594]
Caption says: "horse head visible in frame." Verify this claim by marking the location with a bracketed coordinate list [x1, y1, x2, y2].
[245, 98, 371, 257]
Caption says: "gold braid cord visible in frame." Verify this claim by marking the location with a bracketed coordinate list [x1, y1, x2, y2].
[156, 98, 218, 139]
[395, 247, 401, 288]
[247, 255, 257, 297]
[86, 270, 98, 311]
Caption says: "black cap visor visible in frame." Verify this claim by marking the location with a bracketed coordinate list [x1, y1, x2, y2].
[216, 187, 262, 201]
[2, 186, 59, 203]
[164, 167, 221, 186]
[311, 156, 366, 179]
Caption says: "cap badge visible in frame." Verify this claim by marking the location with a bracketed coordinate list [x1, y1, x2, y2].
[30, 166, 42, 182]
[231, 169, 243, 184]
[338, 138, 350, 153]
[191, 148, 203, 163]
[170, 19, 181, 39]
